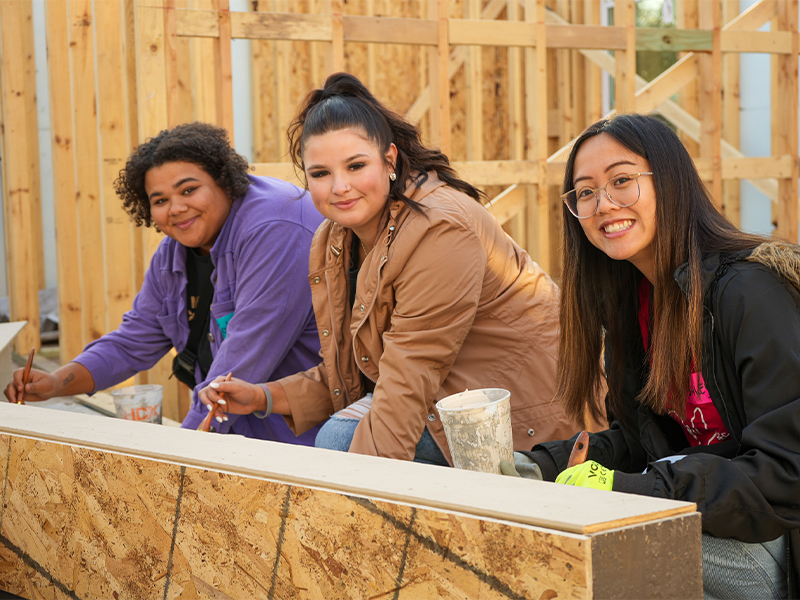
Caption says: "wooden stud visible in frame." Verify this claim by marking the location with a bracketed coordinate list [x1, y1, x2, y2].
[677, 0, 700, 156]
[213, 0, 234, 138]
[464, 0, 482, 161]
[722, 0, 741, 226]
[773, 0, 799, 242]
[191, 0, 218, 124]
[95, 0, 138, 345]
[272, 0, 291, 160]
[44, 0, 82, 363]
[21, 0, 45, 293]
[330, 0, 344, 72]
[614, 0, 636, 114]
[0, 0, 41, 353]
[507, 0, 527, 249]
[699, 1, 723, 205]
[585, 0, 602, 125]
[69, 0, 106, 347]
[555, 0, 572, 146]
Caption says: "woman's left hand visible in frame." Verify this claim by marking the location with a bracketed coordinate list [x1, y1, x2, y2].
[199, 376, 267, 415]
[556, 460, 615, 491]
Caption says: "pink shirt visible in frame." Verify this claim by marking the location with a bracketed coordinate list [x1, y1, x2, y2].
[638, 279, 730, 447]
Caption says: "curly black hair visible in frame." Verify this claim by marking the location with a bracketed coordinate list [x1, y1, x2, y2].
[115, 122, 251, 227]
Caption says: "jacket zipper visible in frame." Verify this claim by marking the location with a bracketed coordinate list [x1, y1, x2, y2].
[353, 254, 388, 384]
[707, 309, 740, 444]
[325, 269, 351, 403]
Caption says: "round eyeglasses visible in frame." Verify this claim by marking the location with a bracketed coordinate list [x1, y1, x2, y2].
[561, 172, 653, 219]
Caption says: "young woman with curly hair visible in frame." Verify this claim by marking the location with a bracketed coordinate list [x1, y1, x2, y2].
[6, 122, 325, 445]
[507, 114, 800, 598]
[199, 73, 585, 464]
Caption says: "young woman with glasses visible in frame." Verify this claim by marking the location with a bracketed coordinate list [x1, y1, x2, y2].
[505, 114, 800, 598]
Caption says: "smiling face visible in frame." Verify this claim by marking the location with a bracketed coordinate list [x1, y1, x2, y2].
[145, 161, 232, 254]
[302, 127, 397, 248]
[572, 133, 658, 282]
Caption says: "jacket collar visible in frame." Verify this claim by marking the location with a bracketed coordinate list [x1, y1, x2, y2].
[673, 248, 756, 298]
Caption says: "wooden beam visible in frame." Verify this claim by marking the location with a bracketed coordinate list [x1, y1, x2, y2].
[0, 404, 702, 600]
[464, 0, 482, 161]
[722, 0, 741, 226]
[635, 28, 711, 52]
[213, 0, 234, 138]
[698, 0, 722, 205]
[70, 0, 106, 346]
[21, 0, 44, 293]
[614, 0, 636, 114]
[773, 0, 799, 242]
[329, 0, 344, 72]
[486, 184, 527, 225]
[0, 0, 41, 353]
[95, 0, 138, 345]
[44, 0, 82, 363]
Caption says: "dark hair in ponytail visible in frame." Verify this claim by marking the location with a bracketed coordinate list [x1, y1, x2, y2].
[288, 72, 485, 211]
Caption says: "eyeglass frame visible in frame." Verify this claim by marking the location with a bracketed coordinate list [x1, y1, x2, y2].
[561, 172, 654, 219]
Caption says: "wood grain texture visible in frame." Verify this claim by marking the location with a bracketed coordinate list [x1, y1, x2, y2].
[0, 0, 41, 354]
[0, 403, 701, 599]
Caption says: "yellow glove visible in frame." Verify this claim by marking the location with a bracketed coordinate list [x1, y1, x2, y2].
[555, 460, 614, 491]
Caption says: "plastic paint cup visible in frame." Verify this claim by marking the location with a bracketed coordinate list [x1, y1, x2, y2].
[436, 388, 513, 474]
[110, 384, 163, 424]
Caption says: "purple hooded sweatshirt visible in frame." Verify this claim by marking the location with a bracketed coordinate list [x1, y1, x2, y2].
[75, 175, 325, 443]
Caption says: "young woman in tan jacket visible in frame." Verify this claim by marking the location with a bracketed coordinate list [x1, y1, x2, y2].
[200, 73, 585, 465]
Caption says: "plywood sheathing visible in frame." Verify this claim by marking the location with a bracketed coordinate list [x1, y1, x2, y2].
[0, 403, 701, 599]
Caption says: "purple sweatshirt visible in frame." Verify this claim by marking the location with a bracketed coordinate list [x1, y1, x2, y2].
[75, 175, 325, 444]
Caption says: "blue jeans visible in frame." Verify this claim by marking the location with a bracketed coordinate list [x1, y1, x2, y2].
[702, 533, 788, 599]
[315, 415, 449, 466]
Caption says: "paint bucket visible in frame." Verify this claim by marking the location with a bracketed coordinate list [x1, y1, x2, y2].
[110, 384, 163, 424]
[436, 388, 513, 474]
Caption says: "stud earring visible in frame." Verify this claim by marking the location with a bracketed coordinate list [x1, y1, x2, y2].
[389, 172, 397, 181]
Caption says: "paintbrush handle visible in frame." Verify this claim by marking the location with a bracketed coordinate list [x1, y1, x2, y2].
[567, 431, 590, 468]
[197, 372, 233, 432]
[17, 348, 35, 405]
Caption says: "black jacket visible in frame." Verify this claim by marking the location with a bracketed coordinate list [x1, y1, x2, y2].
[527, 242, 800, 593]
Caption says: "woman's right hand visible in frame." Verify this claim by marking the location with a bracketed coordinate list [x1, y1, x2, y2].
[199, 376, 269, 416]
[4, 369, 59, 403]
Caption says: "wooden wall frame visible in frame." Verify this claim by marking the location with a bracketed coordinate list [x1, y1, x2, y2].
[0, 0, 796, 420]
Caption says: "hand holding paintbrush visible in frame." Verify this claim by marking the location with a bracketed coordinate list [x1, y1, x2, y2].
[197, 372, 232, 432]
[15, 348, 36, 405]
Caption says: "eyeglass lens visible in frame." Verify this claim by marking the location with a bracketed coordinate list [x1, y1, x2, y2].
[565, 174, 643, 218]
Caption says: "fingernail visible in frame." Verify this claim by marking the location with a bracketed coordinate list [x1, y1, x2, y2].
[210, 382, 219, 389]
[206, 403, 213, 411]
[218, 399, 226, 405]
[222, 416, 228, 422]
[215, 416, 223, 423]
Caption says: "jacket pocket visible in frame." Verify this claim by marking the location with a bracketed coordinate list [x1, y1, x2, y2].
[156, 297, 184, 347]
[211, 300, 235, 341]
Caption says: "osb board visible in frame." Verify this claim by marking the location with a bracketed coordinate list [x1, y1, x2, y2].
[0, 404, 696, 536]
[0, 432, 701, 600]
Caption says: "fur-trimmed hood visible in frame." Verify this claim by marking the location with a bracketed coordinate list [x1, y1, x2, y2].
[747, 240, 800, 292]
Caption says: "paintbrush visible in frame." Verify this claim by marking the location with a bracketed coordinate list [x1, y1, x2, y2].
[17, 348, 35, 405]
[197, 372, 232, 432]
